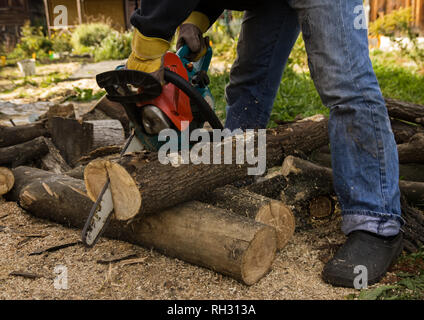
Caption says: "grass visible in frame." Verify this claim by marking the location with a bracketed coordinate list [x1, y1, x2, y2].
[209, 43, 424, 127]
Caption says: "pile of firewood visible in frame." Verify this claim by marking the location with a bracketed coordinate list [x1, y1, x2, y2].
[1, 96, 423, 285]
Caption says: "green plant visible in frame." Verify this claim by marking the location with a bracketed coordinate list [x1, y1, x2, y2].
[66, 87, 105, 102]
[369, 7, 424, 71]
[51, 31, 73, 53]
[71, 23, 114, 55]
[94, 31, 132, 62]
[8, 21, 52, 59]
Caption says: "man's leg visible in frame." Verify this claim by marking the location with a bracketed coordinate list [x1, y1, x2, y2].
[287, 0, 403, 287]
[225, 2, 300, 131]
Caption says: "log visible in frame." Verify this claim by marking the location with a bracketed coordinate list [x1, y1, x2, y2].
[390, 119, 424, 144]
[280, 156, 335, 227]
[200, 185, 295, 249]
[385, 98, 424, 124]
[401, 197, 424, 252]
[0, 122, 48, 148]
[310, 151, 424, 183]
[9, 167, 277, 285]
[399, 180, 424, 208]
[397, 133, 424, 164]
[0, 167, 14, 196]
[244, 170, 287, 200]
[0, 136, 49, 167]
[50, 117, 125, 165]
[64, 165, 85, 180]
[84, 118, 330, 221]
[40, 138, 72, 174]
[85, 95, 130, 136]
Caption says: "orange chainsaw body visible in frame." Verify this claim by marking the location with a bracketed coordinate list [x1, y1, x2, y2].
[139, 52, 193, 131]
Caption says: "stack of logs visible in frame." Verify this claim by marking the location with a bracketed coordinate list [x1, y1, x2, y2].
[1, 96, 423, 285]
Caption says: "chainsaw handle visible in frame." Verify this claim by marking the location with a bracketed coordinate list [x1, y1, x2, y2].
[164, 68, 223, 130]
[96, 70, 162, 103]
[177, 45, 213, 74]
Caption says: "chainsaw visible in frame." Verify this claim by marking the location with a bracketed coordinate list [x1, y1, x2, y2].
[81, 45, 223, 247]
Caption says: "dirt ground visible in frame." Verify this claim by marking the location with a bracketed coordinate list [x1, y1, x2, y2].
[0, 197, 361, 300]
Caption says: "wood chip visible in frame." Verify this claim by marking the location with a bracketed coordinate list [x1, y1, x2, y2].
[29, 241, 80, 256]
[9, 271, 42, 279]
[119, 257, 148, 267]
[97, 252, 138, 264]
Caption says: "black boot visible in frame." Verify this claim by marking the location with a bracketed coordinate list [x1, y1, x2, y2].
[322, 230, 403, 288]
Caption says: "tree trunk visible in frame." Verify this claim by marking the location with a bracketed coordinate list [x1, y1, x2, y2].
[385, 98, 424, 124]
[50, 117, 125, 165]
[0, 136, 49, 167]
[86, 95, 130, 136]
[200, 185, 295, 249]
[0, 167, 14, 196]
[399, 180, 424, 208]
[309, 151, 424, 182]
[280, 156, 335, 227]
[244, 171, 287, 200]
[390, 118, 423, 144]
[397, 133, 424, 164]
[0, 122, 48, 148]
[9, 167, 277, 285]
[40, 138, 72, 174]
[84, 118, 329, 221]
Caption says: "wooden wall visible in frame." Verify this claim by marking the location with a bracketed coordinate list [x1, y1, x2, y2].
[369, 0, 424, 33]
[0, 0, 30, 51]
[44, 0, 137, 33]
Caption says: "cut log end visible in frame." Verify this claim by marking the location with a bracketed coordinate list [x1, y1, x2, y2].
[0, 167, 14, 195]
[256, 201, 295, 249]
[84, 159, 141, 221]
[241, 226, 277, 285]
[309, 196, 333, 219]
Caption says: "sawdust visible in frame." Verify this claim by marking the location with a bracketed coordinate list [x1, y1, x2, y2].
[0, 197, 357, 300]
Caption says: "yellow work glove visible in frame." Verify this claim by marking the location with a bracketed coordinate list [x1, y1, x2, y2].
[176, 11, 210, 61]
[126, 29, 170, 84]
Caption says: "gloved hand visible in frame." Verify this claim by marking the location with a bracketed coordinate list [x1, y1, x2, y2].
[176, 11, 210, 61]
[126, 29, 170, 84]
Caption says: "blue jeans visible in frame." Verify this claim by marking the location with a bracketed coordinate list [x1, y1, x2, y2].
[225, 0, 402, 236]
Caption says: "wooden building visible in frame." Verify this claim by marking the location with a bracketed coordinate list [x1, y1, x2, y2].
[0, 0, 45, 51]
[43, 0, 138, 35]
[369, 0, 424, 33]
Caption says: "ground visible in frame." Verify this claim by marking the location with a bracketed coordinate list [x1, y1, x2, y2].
[1, 59, 422, 300]
[0, 198, 358, 300]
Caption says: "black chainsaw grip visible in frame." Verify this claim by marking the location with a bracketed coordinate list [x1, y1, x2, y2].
[96, 70, 162, 103]
[164, 69, 223, 130]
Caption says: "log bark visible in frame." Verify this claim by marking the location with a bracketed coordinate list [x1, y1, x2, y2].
[0, 167, 14, 196]
[0, 122, 48, 148]
[280, 156, 335, 227]
[310, 152, 424, 182]
[9, 167, 277, 285]
[399, 180, 424, 207]
[0, 136, 49, 167]
[40, 138, 72, 174]
[390, 119, 424, 144]
[385, 98, 424, 124]
[50, 117, 125, 165]
[86, 95, 130, 136]
[200, 185, 295, 249]
[244, 171, 287, 200]
[397, 133, 424, 164]
[84, 118, 329, 221]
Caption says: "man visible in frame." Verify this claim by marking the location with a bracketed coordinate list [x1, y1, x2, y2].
[128, 0, 403, 288]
